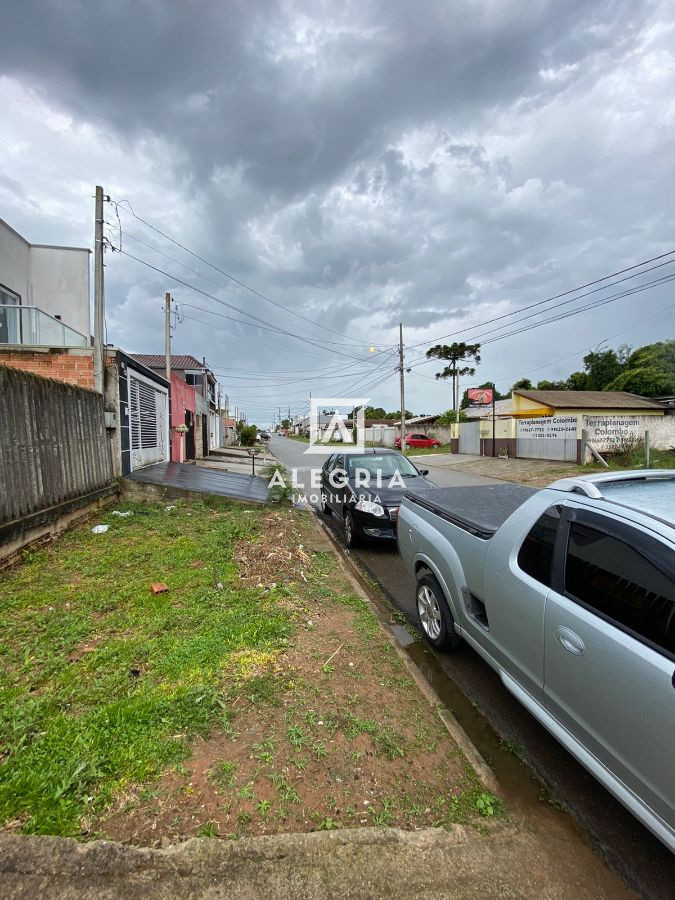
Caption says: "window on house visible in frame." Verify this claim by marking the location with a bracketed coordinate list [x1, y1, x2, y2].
[0, 286, 21, 344]
[185, 373, 204, 386]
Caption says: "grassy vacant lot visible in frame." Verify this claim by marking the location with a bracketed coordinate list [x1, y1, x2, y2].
[0, 499, 494, 844]
[519, 448, 675, 488]
[401, 443, 452, 456]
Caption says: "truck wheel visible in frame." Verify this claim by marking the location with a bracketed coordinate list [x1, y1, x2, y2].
[416, 574, 462, 652]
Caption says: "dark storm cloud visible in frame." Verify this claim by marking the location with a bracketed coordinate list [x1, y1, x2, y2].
[0, 0, 653, 195]
[1, 0, 673, 420]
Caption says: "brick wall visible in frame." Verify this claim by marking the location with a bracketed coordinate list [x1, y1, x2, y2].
[0, 349, 94, 389]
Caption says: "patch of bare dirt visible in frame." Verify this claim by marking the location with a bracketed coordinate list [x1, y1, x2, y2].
[96, 513, 485, 846]
[234, 510, 314, 589]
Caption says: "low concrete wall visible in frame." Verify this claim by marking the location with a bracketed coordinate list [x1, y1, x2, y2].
[426, 425, 454, 445]
[582, 413, 675, 452]
[0, 365, 116, 560]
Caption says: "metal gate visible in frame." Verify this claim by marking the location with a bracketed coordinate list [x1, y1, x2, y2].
[516, 416, 578, 461]
[129, 373, 168, 470]
[458, 421, 480, 454]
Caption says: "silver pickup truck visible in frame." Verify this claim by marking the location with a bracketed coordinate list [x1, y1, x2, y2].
[397, 470, 675, 851]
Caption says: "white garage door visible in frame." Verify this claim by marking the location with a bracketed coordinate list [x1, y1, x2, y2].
[129, 373, 168, 470]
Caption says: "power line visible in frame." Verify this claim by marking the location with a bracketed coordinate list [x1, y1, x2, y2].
[407, 270, 675, 373]
[112, 227, 374, 351]
[490, 301, 675, 388]
[114, 246, 369, 362]
[109, 198, 369, 346]
[406, 249, 675, 351]
[480, 272, 675, 347]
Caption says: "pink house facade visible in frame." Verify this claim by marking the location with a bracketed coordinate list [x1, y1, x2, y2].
[170, 372, 197, 462]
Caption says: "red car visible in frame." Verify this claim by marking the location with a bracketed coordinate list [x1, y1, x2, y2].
[394, 432, 442, 449]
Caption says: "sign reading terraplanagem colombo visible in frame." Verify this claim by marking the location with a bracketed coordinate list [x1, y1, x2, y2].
[517, 415, 577, 438]
[582, 415, 641, 449]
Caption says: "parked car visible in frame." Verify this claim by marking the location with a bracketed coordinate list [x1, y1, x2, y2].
[320, 449, 431, 547]
[394, 432, 442, 449]
[397, 471, 675, 851]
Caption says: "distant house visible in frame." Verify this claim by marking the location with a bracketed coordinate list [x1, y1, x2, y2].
[132, 354, 219, 457]
[465, 398, 513, 419]
[504, 389, 669, 461]
[219, 414, 236, 446]
[104, 349, 170, 476]
[511, 389, 666, 418]
[0, 217, 92, 388]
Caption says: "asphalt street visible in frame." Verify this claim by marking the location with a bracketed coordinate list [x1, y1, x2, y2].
[269, 435, 675, 898]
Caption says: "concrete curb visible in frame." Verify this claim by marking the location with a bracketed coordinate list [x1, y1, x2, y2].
[312, 516, 500, 796]
[0, 825, 566, 900]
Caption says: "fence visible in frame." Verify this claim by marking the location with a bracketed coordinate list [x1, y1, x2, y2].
[363, 424, 397, 446]
[0, 365, 116, 556]
[458, 420, 480, 454]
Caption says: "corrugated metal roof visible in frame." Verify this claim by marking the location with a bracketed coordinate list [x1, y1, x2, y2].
[465, 399, 513, 419]
[131, 354, 205, 371]
[515, 390, 665, 410]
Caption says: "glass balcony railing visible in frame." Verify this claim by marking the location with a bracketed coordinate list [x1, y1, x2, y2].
[0, 305, 88, 348]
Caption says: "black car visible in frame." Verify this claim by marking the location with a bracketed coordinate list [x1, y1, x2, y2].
[320, 449, 431, 547]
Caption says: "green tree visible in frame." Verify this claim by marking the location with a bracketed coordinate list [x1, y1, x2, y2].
[511, 378, 533, 392]
[238, 424, 258, 446]
[566, 371, 589, 390]
[536, 379, 568, 390]
[426, 342, 481, 421]
[364, 406, 387, 419]
[582, 349, 624, 390]
[436, 409, 468, 425]
[385, 409, 416, 420]
[605, 340, 675, 396]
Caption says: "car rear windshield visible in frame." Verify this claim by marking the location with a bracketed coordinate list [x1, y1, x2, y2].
[347, 454, 419, 478]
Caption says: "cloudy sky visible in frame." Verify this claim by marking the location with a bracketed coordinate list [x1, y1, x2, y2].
[1, 0, 674, 425]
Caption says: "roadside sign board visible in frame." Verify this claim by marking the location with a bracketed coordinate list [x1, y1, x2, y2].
[467, 387, 494, 407]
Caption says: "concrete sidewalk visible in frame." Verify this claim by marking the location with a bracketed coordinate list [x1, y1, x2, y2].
[411, 453, 574, 485]
[198, 446, 278, 477]
[0, 825, 632, 899]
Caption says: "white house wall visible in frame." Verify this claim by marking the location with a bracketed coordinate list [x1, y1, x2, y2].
[0, 219, 31, 301]
[0, 218, 90, 338]
[30, 246, 90, 337]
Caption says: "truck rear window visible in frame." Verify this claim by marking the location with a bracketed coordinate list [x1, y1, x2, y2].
[517, 507, 561, 587]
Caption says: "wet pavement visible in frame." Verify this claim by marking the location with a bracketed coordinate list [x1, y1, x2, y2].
[127, 461, 269, 503]
[269, 435, 675, 899]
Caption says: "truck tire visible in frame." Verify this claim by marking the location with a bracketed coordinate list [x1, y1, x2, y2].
[416, 574, 462, 652]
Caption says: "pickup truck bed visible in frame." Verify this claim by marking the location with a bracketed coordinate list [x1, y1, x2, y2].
[404, 483, 537, 539]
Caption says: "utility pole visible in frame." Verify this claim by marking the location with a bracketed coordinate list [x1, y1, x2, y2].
[224, 393, 230, 446]
[93, 185, 106, 394]
[399, 322, 406, 455]
[164, 293, 171, 384]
